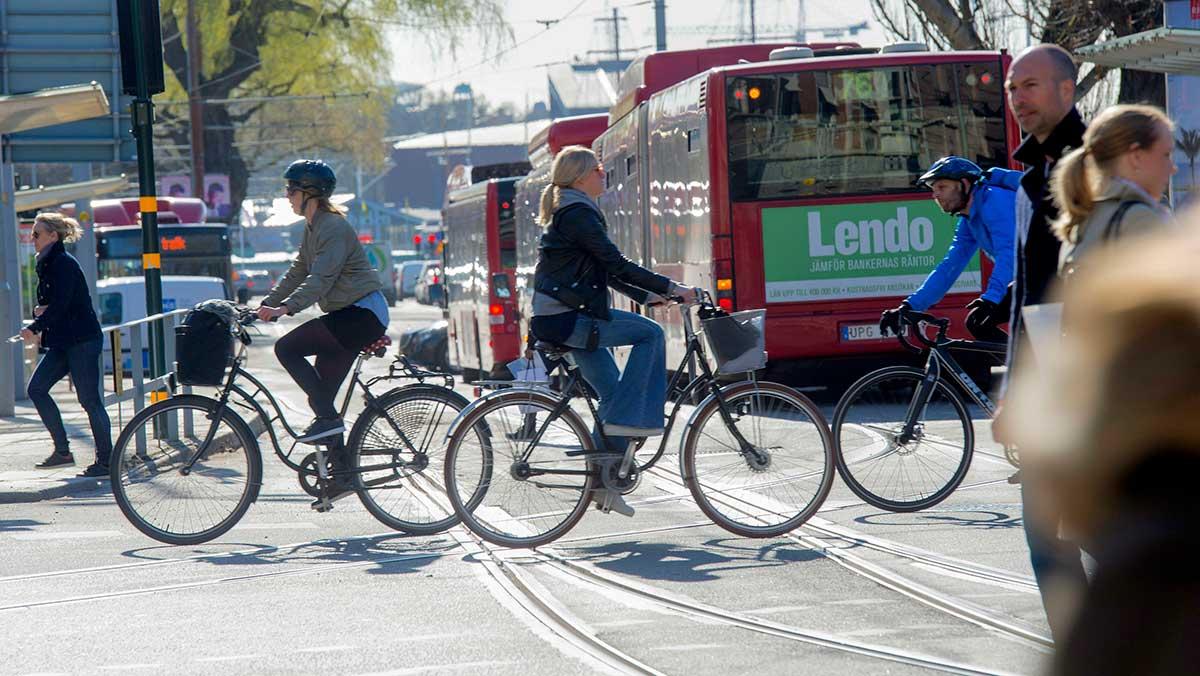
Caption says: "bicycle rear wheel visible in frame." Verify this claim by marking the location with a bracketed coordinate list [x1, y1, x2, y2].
[832, 366, 973, 512]
[681, 381, 835, 537]
[444, 391, 596, 548]
[346, 385, 470, 535]
[111, 395, 262, 545]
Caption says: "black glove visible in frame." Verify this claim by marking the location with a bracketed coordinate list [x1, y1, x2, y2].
[879, 302, 910, 337]
[966, 297, 1001, 326]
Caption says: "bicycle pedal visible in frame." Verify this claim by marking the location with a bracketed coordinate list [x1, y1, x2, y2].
[310, 489, 353, 513]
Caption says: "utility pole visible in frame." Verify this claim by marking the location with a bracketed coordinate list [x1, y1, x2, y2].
[613, 7, 622, 61]
[750, 0, 757, 43]
[127, 0, 168, 386]
[654, 0, 667, 51]
[186, 0, 205, 199]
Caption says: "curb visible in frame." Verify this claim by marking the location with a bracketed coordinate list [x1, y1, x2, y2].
[0, 477, 112, 505]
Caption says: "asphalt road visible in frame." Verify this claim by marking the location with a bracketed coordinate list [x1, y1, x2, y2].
[0, 300, 1050, 675]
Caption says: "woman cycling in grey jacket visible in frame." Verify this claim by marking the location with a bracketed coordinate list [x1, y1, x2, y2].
[258, 160, 388, 507]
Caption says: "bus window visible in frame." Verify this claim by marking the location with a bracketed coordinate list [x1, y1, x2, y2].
[98, 292, 122, 326]
[727, 61, 1007, 201]
[492, 273, 512, 299]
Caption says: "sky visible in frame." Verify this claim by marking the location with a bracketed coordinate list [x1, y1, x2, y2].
[387, 0, 890, 112]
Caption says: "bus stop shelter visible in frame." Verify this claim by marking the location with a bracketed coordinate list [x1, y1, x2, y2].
[1076, 27, 1200, 74]
[1, 83, 111, 415]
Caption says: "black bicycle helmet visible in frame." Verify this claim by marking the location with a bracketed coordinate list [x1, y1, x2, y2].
[283, 159, 337, 199]
[917, 156, 983, 188]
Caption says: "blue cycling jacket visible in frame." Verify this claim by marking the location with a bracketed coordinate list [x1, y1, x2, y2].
[906, 168, 1020, 311]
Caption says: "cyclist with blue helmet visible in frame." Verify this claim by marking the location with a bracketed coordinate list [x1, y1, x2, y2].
[880, 156, 1020, 343]
[259, 159, 389, 509]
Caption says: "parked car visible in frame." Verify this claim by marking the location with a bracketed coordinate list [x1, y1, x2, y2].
[398, 320, 449, 371]
[398, 259, 437, 300]
[96, 275, 229, 374]
[415, 264, 444, 306]
[233, 268, 273, 303]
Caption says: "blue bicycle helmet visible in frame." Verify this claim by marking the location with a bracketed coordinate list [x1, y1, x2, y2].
[917, 156, 983, 188]
[283, 159, 337, 199]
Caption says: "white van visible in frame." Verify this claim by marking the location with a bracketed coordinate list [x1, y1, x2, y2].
[97, 276, 229, 373]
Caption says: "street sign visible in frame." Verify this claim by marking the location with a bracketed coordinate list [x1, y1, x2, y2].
[1, 0, 136, 162]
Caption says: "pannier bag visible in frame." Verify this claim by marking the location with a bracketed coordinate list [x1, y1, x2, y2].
[174, 300, 237, 385]
[702, 308, 767, 375]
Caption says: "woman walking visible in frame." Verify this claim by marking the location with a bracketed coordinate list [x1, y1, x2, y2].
[21, 212, 111, 477]
[530, 145, 698, 516]
[258, 159, 388, 508]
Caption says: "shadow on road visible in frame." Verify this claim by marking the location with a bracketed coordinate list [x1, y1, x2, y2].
[0, 519, 46, 532]
[855, 509, 1022, 531]
[559, 537, 821, 583]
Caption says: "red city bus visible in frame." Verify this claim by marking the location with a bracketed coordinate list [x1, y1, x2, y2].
[84, 197, 234, 290]
[443, 178, 522, 380]
[595, 45, 1020, 378]
[514, 113, 611, 348]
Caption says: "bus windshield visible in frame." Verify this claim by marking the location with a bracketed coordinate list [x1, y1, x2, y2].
[726, 60, 1008, 201]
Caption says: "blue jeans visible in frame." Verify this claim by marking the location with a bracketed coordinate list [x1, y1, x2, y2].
[27, 338, 112, 464]
[1022, 476, 1091, 640]
[563, 310, 666, 450]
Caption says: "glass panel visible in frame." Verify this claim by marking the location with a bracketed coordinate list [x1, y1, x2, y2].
[98, 292, 122, 326]
[492, 273, 512, 299]
[727, 61, 1007, 201]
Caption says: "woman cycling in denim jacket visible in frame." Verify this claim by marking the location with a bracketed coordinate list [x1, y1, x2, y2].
[880, 156, 1020, 343]
[530, 146, 698, 515]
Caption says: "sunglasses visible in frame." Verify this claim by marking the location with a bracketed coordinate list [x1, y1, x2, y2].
[31, 229, 47, 241]
[285, 185, 301, 196]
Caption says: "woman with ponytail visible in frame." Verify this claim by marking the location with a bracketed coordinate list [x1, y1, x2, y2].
[1051, 104, 1176, 281]
[20, 212, 111, 476]
[530, 145, 698, 517]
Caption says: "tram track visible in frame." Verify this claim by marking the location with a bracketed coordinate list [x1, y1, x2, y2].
[642, 466, 1051, 651]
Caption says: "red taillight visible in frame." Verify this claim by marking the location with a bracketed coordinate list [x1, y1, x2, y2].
[432, 274, 440, 284]
[718, 297, 733, 312]
[489, 304, 503, 315]
[714, 259, 734, 311]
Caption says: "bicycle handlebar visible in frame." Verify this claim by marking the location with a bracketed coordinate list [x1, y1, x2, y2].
[892, 307, 950, 352]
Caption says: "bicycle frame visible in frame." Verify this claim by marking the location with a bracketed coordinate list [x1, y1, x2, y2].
[180, 340, 442, 480]
[511, 302, 762, 479]
[894, 313, 1005, 441]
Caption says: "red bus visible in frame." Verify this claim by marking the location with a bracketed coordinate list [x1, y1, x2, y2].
[82, 197, 234, 291]
[514, 114, 611, 349]
[595, 45, 1019, 377]
[443, 178, 521, 380]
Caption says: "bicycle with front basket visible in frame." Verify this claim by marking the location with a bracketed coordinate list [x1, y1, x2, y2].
[441, 294, 836, 548]
[831, 307, 1012, 512]
[109, 309, 471, 545]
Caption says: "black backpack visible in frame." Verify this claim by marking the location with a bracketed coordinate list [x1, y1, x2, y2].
[174, 304, 236, 385]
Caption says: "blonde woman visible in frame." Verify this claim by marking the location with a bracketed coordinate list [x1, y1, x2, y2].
[530, 145, 697, 516]
[20, 213, 111, 476]
[1051, 104, 1176, 280]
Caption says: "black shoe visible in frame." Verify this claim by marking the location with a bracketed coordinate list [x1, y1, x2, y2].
[1007, 469, 1022, 485]
[296, 417, 345, 445]
[78, 463, 110, 479]
[35, 451, 74, 468]
[310, 478, 355, 513]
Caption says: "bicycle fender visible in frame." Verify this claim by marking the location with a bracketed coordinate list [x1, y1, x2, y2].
[443, 383, 559, 442]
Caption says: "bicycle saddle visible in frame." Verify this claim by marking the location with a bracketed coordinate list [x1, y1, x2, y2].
[362, 335, 392, 358]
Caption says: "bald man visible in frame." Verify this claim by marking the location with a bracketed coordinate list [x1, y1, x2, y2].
[996, 43, 1089, 642]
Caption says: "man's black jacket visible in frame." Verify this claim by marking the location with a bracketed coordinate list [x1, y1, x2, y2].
[533, 202, 671, 321]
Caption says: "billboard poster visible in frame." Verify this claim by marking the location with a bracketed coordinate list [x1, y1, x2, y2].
[160, 175, 190, 197]
[1167, 1, 1200, 210]
[158, 174, 234, 220]
[761, 199, 978, 303]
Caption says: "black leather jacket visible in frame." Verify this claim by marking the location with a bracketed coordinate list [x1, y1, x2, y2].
[533, 202, 671, 321]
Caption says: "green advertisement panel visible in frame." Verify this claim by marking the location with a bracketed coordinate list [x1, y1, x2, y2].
[762, 199, 981, 303]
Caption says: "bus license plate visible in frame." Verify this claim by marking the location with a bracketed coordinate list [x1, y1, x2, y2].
[840, 323, 899, 342]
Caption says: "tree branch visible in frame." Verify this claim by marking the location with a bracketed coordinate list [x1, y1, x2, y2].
[910, 0, 989, 49]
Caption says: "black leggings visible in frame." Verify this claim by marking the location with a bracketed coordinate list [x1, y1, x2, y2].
[274, 317, 359, 419]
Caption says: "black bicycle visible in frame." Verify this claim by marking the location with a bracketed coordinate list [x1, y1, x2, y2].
[442, 295, 835, 548]
[110, 310, 470, 545]
[831, 307, 1008, 512]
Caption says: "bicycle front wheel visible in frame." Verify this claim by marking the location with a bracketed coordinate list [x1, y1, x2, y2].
[682, 381, 835, 537]
[111, 395, 262, 545]
[347, 385, 470, 535]
[832, 366, 973, 512]
[444, 391, 596, 548]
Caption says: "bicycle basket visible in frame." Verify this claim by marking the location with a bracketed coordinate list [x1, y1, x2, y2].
[174, 302, 236, 385]
[702, 308, 766, 374]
